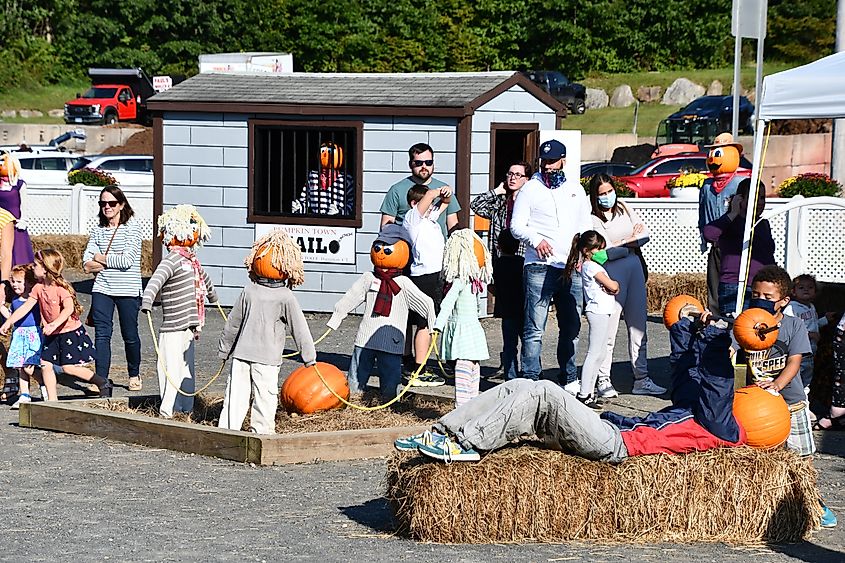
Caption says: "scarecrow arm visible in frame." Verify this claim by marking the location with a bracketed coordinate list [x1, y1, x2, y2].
[217, 290, 246, 359]
[327, 273, 370, 330]
[285, 296, 316, 365]
[433, 279, 463, 332]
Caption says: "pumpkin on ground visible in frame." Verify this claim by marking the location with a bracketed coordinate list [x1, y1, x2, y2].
[281, 362, 349, 414]
[733, 307, 779, 351]
[663, 294, 704, 329]
[733, 385, 791, 448]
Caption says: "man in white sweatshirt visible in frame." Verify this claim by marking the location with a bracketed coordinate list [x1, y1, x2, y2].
[510, 139, 592, 388]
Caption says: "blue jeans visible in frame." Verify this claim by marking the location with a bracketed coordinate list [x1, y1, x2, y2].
[91, 292, 141, 381]
[717, 282, 752, 317]
[348, 346, 402, 399]
[521, 264, 583, 384]
[501, 316, 523, 380]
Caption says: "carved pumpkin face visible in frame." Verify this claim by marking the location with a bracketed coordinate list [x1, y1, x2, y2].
[707, 145, 740, 175]
[370, 240, 410, 269]
[320, 143, 343, 169]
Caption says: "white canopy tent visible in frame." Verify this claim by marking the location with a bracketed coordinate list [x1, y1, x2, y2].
[736, 52, 845, 315]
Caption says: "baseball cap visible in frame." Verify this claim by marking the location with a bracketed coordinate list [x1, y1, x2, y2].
[539, 139, 566, 160]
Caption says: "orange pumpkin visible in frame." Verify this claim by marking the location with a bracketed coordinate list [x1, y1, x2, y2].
[370, 240, 410, 269]
[732, 385, 791, 448]
[733, 307, 779, 351]
[320, 143, 343, 169]
[473, 238, 486, 269]
[161, 231, 200, 248]
[706, 145, 741, 175]
[280, 362, 350, 415]
[0, 158, 8, 178]
[663, 294, 704, 329]
[251, 247, 288, 281]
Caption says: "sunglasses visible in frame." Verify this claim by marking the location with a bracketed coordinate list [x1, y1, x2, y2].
[410, 159, 434, 167]
[372, 243, 393, 255]
[99, 200, 120, 208]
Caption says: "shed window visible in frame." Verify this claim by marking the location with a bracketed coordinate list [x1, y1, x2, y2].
[249, 120, 362, 227]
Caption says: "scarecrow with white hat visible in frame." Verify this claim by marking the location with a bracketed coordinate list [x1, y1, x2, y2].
[697, 132, 745, 312]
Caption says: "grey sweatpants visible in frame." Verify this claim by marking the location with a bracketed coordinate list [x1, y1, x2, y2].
[435, 379, 629, 463]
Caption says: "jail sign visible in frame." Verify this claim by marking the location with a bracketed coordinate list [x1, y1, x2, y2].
[255, 224, 356, 264]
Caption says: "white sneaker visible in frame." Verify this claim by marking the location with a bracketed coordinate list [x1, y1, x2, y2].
[10, 393, 31, 410]
[597, 380, 619, 399]
[563, 380, 580, 396]
[632, 377, 667, 396]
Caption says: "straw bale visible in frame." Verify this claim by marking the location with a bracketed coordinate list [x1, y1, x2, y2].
[647, 273, 706, 314]
[32, 234, 153, 275]
[386, 445, 821, 544]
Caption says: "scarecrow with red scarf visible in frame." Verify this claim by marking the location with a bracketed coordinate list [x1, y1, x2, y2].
[327, 225, 435, 399]
[698, 132, 745, 313]
[142, 204, 218, 418]
[291, 142, 354, 216]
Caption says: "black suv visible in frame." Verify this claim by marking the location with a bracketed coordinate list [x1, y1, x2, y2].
[521, 71, 587, 114]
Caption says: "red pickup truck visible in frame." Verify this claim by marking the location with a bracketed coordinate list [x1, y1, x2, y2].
[64, 68, 160, 125]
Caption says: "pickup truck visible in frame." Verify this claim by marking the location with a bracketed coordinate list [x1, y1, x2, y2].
[64, 68, 164, 126]
[521, 71, 587, 114]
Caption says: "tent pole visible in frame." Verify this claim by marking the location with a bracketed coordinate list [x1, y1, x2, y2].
[734, 118, 767, 317]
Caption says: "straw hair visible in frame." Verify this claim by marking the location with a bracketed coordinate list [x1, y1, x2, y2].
[442, 229, 491, 284]
[1, 153, 21, 185]
[157, 204, 211, 246]
[386, 446, 821, 544]
[244, 229, 305, 287]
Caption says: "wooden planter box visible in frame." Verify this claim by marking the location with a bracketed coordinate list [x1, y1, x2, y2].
[18, 396, 428, 466]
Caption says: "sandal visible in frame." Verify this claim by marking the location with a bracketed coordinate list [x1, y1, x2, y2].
[813, 415, 845, 431]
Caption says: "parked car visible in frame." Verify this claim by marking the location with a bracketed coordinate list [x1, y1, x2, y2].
[615, 152, 753, 198]
[13, 152, 78, 187]
[71, 154, 153, 187]
[664, 95, 755, 137]
[580, 161, 636, 180]
[521, 71, 587, 114]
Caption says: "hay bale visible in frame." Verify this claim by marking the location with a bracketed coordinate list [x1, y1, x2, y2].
[647, 272, 707, 314]
[31, 234, 153, 275]
[386, 446, 821, 544]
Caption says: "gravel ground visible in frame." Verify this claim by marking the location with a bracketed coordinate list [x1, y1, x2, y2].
[0, 273, 843, 561]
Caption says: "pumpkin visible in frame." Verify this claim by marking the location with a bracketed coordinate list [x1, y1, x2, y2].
[161, 230, 200, 248]
[732, 385, 791, 448]
[473, 238, 486, 269]
[280, 362, 350, 415]
[663, 294, 704, 329]
[320, 143, 343, 169]
[706, 145, 741, 175]
[251, 247, 287, 281]
[733, 307, 779, 351]
[370, 240, 410, 269]
[0, 157, 8, 178]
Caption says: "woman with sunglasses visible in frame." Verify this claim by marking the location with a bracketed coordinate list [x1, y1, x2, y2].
[82, 186, 143, 392]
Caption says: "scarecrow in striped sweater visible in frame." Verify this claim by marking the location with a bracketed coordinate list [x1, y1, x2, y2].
[142, 205, 218, 418]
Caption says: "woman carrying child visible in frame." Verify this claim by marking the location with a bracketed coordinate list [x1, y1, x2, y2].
[564, 230, 619, 409]
[0, 249, 110, 400]
[433, 229, 492, 406]
[1, 264, 45, 408]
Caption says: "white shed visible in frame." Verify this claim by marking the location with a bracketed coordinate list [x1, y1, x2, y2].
[148, 72, 565, 309]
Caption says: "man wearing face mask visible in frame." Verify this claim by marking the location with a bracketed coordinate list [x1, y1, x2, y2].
[510, 140, 592, 387]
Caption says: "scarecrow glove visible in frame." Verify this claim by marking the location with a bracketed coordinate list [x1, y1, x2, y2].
[14, 217, 27, 231]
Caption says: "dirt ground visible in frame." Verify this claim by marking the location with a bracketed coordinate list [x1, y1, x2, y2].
[0, 273, 843, 561]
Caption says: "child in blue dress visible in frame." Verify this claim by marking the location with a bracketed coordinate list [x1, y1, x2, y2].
[1, 264, 45, 407]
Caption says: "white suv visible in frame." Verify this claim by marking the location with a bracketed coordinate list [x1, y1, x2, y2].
[71, 154, 153, 187]
[13, 152, 78, 188]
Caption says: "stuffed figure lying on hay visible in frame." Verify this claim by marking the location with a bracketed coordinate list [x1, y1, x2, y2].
[388, 313, 823, 544]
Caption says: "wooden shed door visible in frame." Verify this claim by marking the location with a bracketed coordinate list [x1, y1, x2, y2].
[489, 123, 539, 192]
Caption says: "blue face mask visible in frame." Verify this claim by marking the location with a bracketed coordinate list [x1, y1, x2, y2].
[543, 169, 567, 189]
[748, 297, 777, 314]
[597, 191, 617, 209]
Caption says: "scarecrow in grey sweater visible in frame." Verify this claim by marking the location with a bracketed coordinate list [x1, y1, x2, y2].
[217, 230, 316, 434]
[327, 224, 435, 399]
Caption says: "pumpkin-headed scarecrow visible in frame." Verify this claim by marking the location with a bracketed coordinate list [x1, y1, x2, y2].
[141, 204, 218, 418]
[291, 141, 355, 216]
[698, 132, 746, 312]
[0, 153, 34, 280]
[217, 229, 319, 432]
[327, 224, 435, 398]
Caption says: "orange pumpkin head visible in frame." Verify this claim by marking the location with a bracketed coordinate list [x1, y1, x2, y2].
[370, 240, 409, 269]
[662, 294, 704, 329]
[0, 158, 7, 178]
[157, 205, 211, 249]
[473, 238, 486, 269]
[162, 230, 199, 248]
[252, 249, 287, 281]
[705, 132, 743, 175]
[732, 385, 791, 448]
[280, 362, 350, 414]
[245, 229, 305, 286]
[0, 153, 21, 184]
[733, 307, 779, 351]
[320, 142, 343, 169]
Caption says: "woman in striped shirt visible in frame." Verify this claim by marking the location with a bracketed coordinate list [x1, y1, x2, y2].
[83, 186, 143, 392]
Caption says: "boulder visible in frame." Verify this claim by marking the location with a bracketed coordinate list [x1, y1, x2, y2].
[585, 88, 608, 110]
[636, 86, 661, 103]
[706, 80, 723, 96]
[661, 78, 706, 106]
[0, 110, 15, 118]
[18, 109, 43, 118]
[609, 85, 636, 108]
[48, 109, 64, 118]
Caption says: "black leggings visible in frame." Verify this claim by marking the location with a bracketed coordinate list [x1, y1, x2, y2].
[832, 329, 845, 409]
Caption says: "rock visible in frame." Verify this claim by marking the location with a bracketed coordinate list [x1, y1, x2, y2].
[30, 110, 43, 117]
[609, 85, 636, 108]
[0, 110, 15, 118]
[18, 109, 43, 118]
[585, 88, 608, 110]
[661, 78, 706, 106]
[48, 109, 64, 118]
[707, 80, 723, 96]
[636, 86, 661, 103]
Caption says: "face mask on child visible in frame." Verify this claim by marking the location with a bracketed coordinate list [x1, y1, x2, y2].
[748, 297, 778, 314]
[591, 249, 609, 265]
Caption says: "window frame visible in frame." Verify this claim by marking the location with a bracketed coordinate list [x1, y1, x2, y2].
[248, 118, 364, 228]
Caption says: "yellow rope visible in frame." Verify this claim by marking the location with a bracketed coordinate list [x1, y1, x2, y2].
[281, 328, 331, 358]
[312, 332, 440, 411]
[145, 310, 228, 397]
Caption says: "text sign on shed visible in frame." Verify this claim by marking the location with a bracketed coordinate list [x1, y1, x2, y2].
[255, 224, 356, 264]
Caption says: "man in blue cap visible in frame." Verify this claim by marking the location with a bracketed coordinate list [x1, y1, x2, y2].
[510, 139, 591, 390]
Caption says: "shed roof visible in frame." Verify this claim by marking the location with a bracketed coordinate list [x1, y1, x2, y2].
[148, 71, 564, 116]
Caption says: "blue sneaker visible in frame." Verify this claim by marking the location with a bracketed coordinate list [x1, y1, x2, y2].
[393, 430, 445, 452]
[418, 436, 480, 462]
[821, 504, 838, 528]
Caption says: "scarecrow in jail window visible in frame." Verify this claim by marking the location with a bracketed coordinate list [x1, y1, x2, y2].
[291, 142, 355, 216]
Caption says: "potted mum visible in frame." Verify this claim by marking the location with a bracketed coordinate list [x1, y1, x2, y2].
[67, 167, 118, 187]
[666, 171, 708, 200]
[777, 173, 842, 198]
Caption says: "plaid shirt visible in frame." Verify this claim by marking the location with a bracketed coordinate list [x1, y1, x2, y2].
[291, 170, 354, 215]
[469, 189, 525, 258]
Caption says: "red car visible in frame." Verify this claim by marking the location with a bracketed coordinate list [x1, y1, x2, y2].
[616, 152, 753, 198]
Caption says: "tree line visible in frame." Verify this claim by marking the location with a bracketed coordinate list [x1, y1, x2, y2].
[2, 0, 836, 91]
